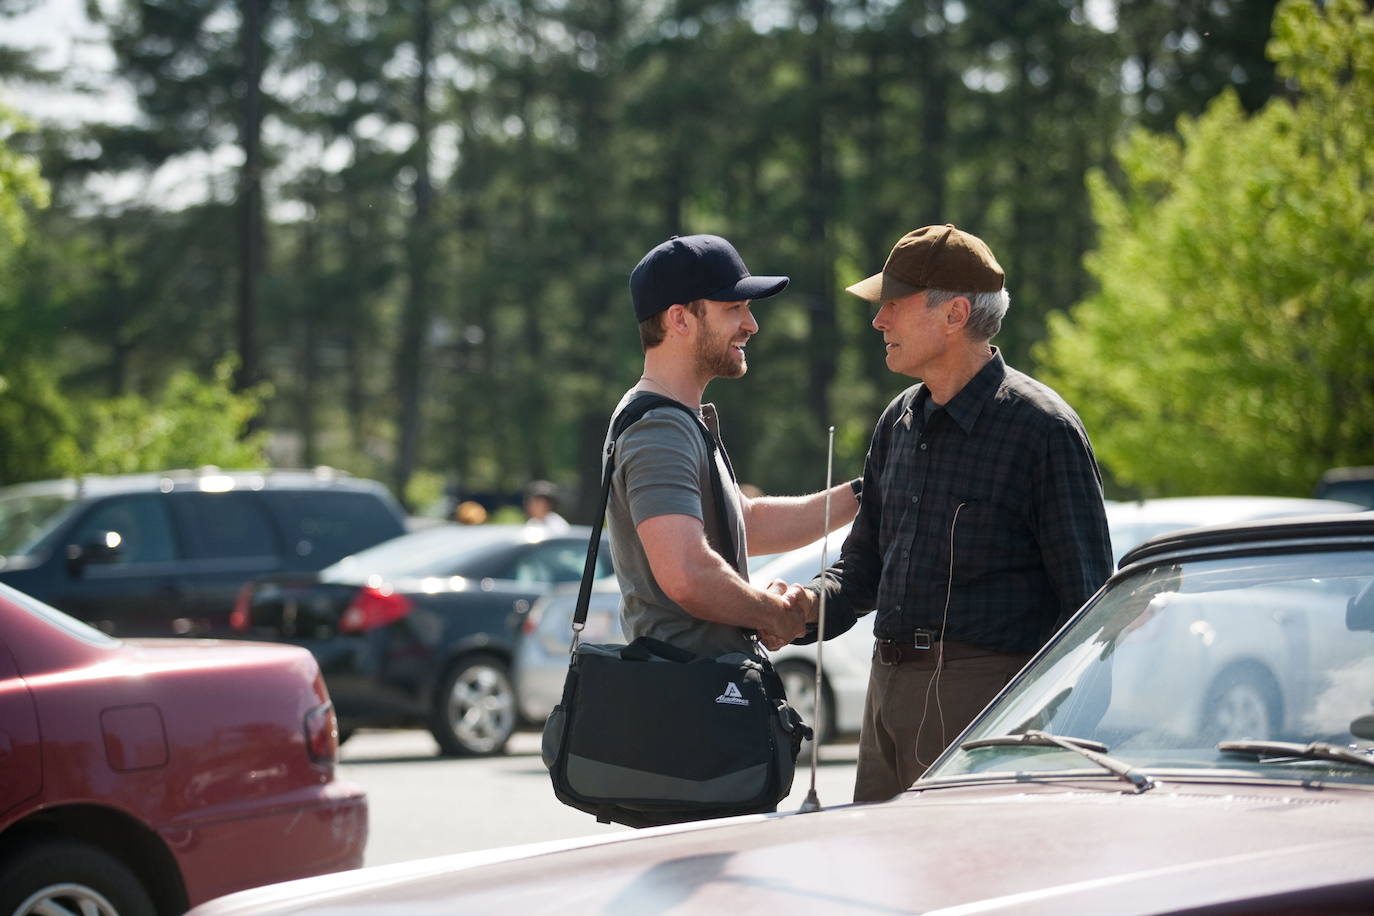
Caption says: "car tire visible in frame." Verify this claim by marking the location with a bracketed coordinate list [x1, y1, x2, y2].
[1200, 663, 1282, 744]
[774, 659, 834, 747]
[0, 840, 156, 916]
[430, 654, 517, 757]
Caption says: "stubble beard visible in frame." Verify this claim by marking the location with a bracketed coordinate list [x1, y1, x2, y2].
[695, 327, 747, 380]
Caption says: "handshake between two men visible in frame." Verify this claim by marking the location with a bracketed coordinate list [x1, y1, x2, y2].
[758, 580, 821, 652]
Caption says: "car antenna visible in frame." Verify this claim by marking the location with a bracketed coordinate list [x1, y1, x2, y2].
[799, 425, 835, 814]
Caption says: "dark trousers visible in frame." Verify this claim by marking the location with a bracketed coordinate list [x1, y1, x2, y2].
[853, 641, 1032, 803]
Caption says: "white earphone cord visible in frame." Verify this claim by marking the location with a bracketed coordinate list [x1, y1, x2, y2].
[914, 501, 966, 769]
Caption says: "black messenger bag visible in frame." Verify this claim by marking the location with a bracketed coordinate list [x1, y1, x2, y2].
[541, 394, 810, 828]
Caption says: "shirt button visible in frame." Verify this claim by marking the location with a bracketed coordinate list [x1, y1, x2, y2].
[920, 443, 928, 451]
[902, 550, 909, 559]
[911, 495, 919, 504]
[895, 604, 902, 612]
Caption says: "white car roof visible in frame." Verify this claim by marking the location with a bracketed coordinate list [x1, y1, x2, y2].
[1106, 495, 1368, 565]
[1106, 495, 1366, 525]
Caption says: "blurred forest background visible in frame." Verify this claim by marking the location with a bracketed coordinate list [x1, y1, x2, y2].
[1, 0, 1370, 520]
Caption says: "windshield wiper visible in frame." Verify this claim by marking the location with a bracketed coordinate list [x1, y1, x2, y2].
[1218, 740, 1374, 771]
[960, 729, 1156, 793]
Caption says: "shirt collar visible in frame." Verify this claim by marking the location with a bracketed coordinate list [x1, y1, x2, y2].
[898, 347, 1007, 435]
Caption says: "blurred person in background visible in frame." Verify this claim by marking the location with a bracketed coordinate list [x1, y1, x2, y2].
[523, 480, 570, 534]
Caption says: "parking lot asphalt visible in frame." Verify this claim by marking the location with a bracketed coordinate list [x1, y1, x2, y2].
[340, 729, 861, 866]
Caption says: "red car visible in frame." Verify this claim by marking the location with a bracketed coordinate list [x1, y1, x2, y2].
[0, 581, 367, 915]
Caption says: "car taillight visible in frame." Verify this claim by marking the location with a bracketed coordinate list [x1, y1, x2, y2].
[230, 583, 253, 632]
[305, 701, 338, 765]
[339, 585, 413, 633]
[522, 603, 543, 635]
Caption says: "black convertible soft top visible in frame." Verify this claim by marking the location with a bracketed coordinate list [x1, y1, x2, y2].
[1118, 511, 1374, 571]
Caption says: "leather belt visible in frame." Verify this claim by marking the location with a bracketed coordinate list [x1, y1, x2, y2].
[874, 633, 1008, 665]
[874, 628, 942, 665]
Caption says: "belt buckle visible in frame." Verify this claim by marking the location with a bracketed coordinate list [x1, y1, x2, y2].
[912, 629, 935, 650]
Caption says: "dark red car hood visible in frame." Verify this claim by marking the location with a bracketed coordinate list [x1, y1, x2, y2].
[191, 777, 1374, 914]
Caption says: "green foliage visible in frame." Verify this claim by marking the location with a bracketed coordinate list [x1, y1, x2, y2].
[489, 505, 525, 525]
[0, 103, 48, 322]
[1036, 0, 1374, 497]
[0, 360, 270, 485]
[0, 364, 82, 485]
[403, 468, 446, 519]
[0, 104, 64, 485]
[74, 361, 271, 476]
[8, 0, 1292, 512]
[0, 104, 48, 251]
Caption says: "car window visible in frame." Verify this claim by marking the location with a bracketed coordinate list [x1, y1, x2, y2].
[172, 492, 279, 560]
[321, 527, 604, 583]
[263, 490, 406, 564]
[71, 495, 177, 565]
[322, 526, 516, 582]
[511, 540, 591, 585]
[0, 491, 78, 557]
[1317, 479, 1374, 508]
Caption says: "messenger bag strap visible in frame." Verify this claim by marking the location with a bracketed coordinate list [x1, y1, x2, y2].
[571, 393, 736, 643]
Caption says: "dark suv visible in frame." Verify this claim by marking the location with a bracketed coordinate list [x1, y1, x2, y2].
[0, 468, 407, 635]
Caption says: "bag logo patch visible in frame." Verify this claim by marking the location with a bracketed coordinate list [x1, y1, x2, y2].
[715, 681, 749, 706]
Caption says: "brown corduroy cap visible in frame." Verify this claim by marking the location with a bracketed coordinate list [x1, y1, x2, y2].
[846, 224, 1005, 303]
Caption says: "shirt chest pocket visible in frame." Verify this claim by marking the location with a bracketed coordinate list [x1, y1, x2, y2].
[946, 494, 1037, 582]
[876, 451, 923, 540]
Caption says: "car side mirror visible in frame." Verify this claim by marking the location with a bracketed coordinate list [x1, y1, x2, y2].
[66, 530, 124, 575]
[1347, 579, 1374, 632]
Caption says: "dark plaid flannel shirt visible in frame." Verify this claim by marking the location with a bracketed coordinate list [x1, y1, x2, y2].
[811, 350, 1113, 654]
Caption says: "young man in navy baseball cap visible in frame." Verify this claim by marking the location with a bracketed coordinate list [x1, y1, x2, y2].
[603, 234, 859, 661]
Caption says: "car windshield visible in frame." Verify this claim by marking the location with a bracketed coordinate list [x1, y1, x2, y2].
[320, 526, 534, 582]
[925, 546, 1374, 787]
[0, 490, 78, 557]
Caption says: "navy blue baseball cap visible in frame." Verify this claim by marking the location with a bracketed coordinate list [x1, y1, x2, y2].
[629, 235, 789, 322]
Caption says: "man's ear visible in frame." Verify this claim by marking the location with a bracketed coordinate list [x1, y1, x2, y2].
[945, 295, 971, 330]
[664, 303, 694, 336]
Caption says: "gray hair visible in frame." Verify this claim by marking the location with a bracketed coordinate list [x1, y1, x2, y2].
[925, 287, 1010, 342]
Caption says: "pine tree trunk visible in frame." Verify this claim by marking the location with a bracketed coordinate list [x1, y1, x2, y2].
[394, 0, 435, 507]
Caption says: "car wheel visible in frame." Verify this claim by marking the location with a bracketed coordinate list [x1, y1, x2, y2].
[774, 659, 834, 747]
[430, 654, 516, 757]
[0, 840, 155, 916]
[1200, 664, 1281, 744]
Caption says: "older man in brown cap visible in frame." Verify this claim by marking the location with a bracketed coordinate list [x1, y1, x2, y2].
[789, 224, 1113, 801]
